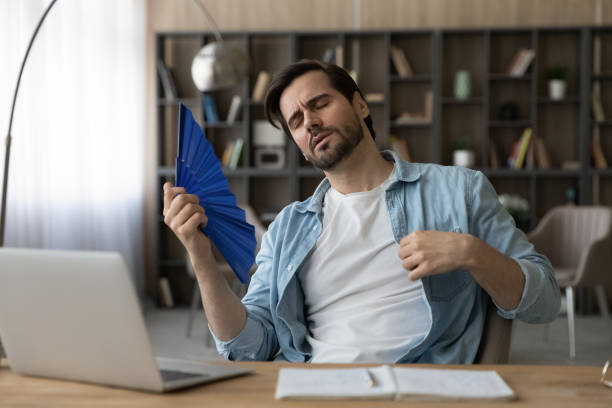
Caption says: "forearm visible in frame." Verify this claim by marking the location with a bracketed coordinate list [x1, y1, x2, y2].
[190, 254, 247, 341]
[461, 234, 525, 310]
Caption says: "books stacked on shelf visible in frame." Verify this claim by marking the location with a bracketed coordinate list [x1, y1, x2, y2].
[390, 46, 413, 78]
[221, 138, 245, 170]
[203, 93, 219, 124]
[593, 138, 608, 169]
[507, 49, 535, 77]
[533, 137, 551, 169]
[226, 95, 243, 124]
[252, 71, 271, 102]
[156, 59, 178, 101]
[392, 90, 433, 125]
[507, 128, 551, 169]
[513, 128, 532, 169]
[390, 135, 412, 162]
[592, 89, 606, 122]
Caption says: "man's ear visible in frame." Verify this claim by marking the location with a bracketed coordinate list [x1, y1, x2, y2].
[352, 91, 370, 119]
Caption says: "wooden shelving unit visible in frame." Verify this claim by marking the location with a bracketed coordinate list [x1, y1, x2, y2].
[154, 27, 611, 304]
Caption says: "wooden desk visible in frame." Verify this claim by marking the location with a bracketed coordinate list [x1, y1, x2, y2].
[1, 358, 610, 407]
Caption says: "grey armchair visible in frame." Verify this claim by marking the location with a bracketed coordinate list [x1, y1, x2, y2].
[527, 205, 612, 360]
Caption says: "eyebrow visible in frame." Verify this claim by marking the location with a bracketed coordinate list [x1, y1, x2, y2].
[287, 93, 331, 129]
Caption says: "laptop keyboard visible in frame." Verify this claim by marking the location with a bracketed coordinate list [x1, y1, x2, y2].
[160, 369, 209, 383]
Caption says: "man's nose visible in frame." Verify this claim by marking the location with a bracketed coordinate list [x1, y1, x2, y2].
[304, 110, 321, 132]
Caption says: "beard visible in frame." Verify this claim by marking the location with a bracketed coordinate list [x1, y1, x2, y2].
[304, 113, 364, 171]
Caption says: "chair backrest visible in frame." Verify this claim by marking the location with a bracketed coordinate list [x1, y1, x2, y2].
[528, 205, 612, 268]
[474, 299, 513, 364]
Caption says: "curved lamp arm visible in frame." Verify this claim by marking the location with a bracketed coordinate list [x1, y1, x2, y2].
[1, 0, 59, 247]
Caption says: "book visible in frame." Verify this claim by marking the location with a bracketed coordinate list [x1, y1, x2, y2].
[252, 71, 271, 101]
[275, 366, 515, 401]
[514, 128, 533, 169]
[390, 46, 413, 78]
[226, 95, 242, 124]
[592, 89, 606, 122]
[156, 59, 178, 100]
[526, 138, 535, 169]
[228, 138, 244, 170]
[534, 137, 551, 169]
[508, 49, 535, 77]
[221, 140, 236, 168]
[203, 93, 219, 124]
[507, 140, 518, 168]
[390, 135, 411, 162]
[335, 45, 344, 68]
[593, 138, 608, 169]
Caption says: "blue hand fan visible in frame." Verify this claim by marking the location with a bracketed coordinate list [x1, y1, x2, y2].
[176, 103, 256, 284]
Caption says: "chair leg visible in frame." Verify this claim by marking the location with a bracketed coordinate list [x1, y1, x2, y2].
[186, 282, 201, 338]
[566, 286, 576, 360]
[595, 285, 612, 340]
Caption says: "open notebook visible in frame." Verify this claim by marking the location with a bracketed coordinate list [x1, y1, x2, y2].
[275, 365, 516, 401]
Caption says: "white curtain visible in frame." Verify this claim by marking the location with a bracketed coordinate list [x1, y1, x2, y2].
[0, 0, 147, 296]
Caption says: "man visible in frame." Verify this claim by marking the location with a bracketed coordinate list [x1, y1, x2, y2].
[163, 60, 560, 364]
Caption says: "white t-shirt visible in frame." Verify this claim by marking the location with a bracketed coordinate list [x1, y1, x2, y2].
[298, 175, 432, 363]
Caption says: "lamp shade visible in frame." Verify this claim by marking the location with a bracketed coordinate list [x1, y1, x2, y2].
[191, 41, 249, 92]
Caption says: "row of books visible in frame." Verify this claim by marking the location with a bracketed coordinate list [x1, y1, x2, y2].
[203, 94, 243, 124]
[501, 128, 550, 169]
[221, 138, 244, 170]
[392, 91, 434, 125]
[390, 47, 534, 78]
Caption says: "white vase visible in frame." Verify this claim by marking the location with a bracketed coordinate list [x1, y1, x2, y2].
[453, 149, 475, 168]
[548, 79, 567, 100]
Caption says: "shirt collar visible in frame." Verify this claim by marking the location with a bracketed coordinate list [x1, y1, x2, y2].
[295, 150, 421, 214]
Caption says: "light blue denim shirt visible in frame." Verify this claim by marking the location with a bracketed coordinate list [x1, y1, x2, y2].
[213, 150, 561, 364]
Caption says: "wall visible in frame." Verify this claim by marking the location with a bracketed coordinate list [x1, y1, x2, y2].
[143, 0, 611, 296]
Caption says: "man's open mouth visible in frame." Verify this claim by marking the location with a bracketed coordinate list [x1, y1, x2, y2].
[311, 131, 332, 151]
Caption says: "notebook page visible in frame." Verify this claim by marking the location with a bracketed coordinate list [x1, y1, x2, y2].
[392, 367, 516, 401]
[275, 367, 396, 400]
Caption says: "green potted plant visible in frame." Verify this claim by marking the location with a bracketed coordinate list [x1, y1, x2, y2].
[451, 139, 475, 168]
[545, 65, 569, 100]
[498, 194, 530, 231]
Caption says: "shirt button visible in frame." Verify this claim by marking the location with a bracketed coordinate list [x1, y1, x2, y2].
[287, 264, 293, 271]
[312, 225, 317, 231]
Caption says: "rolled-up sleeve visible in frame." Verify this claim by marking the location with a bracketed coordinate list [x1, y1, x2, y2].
[212, 222, 280, 360]
[468, 171, 561, 323]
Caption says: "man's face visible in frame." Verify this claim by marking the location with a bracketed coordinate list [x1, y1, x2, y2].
[279, 70, 366, 170]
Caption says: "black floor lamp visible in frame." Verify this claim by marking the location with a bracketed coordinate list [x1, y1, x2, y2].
[0, 0, 59, 358]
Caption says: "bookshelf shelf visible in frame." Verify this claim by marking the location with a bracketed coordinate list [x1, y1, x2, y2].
[390, 121, 432, 128]
[489, 74, 533, 81]
[203, 122, 244, 129]
[153, 26, 609, 304]
[390, 74, 433, 82]
[536, 96, 581, 104]
[488, 120, 532, 127]
[441, 97, 484, 105]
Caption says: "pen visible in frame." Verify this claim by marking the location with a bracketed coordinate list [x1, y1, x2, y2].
[364, 368, 377, 388]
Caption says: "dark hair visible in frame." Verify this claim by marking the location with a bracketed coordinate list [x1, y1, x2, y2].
[264, 59, 376, 139]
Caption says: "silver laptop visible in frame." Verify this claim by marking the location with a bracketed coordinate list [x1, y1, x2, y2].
[0, 248, 250, 392]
